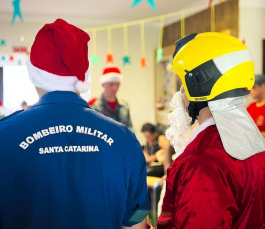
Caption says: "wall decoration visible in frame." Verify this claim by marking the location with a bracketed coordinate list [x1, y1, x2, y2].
[85, 7, 203, 70]
[106, 28, 114, 64]
[106, 53, 114, 64]
[156, 47, 163, 62]
[12, 46, 28, 53]
[122, 56, 131, 65]
[0, 53, 27, 66]
[140, 57, 147, 68]
[181, 12, 185, 38]
[156, 17, 164, 62]
[122, 25, 131, 65]
[211, 4, 215, 32]
[131, 0, 157, 11]
[90, 55, 100, 66]
[0, 40, 6, 46]
[12, 0, 23, 25]
[140, 22, 147, 68]
[90, 30, 100, 66]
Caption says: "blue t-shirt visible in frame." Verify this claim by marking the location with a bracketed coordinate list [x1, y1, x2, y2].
[0, 91, 150, 229]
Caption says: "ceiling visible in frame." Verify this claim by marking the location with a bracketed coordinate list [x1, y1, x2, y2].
[0, 0, 211, 28]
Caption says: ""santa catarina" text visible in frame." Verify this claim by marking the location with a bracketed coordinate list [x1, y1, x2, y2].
[39, 145, 99, 154]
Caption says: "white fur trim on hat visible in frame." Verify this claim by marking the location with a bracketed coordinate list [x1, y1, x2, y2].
[75, 80, 90, 93]
[26, 56, 90, 93]
[100, 73, 122, 84]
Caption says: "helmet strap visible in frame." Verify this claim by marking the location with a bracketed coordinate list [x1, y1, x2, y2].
[188, 102, 208, 125]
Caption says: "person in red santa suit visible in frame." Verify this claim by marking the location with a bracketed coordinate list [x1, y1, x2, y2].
[247, 74, 265, 137]
[157, 32, 265, 229]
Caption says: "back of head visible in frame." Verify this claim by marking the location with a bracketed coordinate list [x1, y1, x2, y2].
[254, 74, 265, 86]
[141, 123, 156, 134]
[27, 19, 90, 93]
[21, 101, 27, 106]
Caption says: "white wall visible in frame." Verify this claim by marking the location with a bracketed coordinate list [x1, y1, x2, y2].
[0, 21, 159, 144]
[239, 1, 265, 74]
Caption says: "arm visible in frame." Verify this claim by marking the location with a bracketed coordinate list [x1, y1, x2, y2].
[143, 150, 150, 162]
[163, 146, 175, 172]
[143, 148, 156, 164]
[155, 149, 165, 163]
[127, 107, 134, 133]
[123, 129, 151, 227]
[158, 135, 173, 171]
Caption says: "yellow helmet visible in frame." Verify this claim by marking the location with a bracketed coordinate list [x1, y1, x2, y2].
[172, 32, 255, 102]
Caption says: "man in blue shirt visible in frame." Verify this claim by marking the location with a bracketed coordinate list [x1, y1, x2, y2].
[0, 19, 150, 229]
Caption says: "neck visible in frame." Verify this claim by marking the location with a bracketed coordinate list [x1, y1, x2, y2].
[35, 87, 48, 98]
[35, 87, 80, 98]
[103, 92, 116, 102]
[197, 107, 213, 125]
[257, 96, 265, 107]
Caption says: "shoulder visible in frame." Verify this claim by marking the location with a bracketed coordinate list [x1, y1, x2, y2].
[118, 98, 130, 108]
[167, 144, 233, 191]
[169, 125, 228, 176]
[0, 110, 24, 124]
[247, 102, 257, 111]
[0, 110, 24, 134]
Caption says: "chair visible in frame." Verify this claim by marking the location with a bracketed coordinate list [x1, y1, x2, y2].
[147, 176, 162, 227]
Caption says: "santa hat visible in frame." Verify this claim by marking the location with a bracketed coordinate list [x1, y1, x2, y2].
[100, 64, 122, 84]
[27, 19, 90, 93]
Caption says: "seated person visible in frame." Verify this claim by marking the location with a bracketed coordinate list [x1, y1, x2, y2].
[141, 123, 170, 177]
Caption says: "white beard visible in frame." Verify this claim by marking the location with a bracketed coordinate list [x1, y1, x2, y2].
[166, 91, 199, 159]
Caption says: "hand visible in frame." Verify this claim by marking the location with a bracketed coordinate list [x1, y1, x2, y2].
[146, 154, 157, 164]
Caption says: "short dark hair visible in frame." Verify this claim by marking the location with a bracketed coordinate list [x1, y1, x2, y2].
[21, 101, 27, 106]
[141, 123, 156, 133]
[255, 74, 265, 86]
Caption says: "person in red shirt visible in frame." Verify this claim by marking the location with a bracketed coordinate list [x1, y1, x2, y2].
[247, 74, 265, 136]
[157, 32, 265, 229]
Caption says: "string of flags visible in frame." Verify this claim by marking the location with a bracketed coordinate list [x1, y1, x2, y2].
[86, 7, 200, 68]
[1, 0, 228, 68]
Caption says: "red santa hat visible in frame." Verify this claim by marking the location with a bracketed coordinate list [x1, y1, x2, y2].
[26, 19, 90, 93]
[100, 64, 123, 84]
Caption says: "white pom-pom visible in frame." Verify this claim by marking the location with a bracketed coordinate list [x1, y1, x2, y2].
[75, 80, 90, 93]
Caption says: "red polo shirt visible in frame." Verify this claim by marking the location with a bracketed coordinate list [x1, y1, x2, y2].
[247, 102, 265, 132]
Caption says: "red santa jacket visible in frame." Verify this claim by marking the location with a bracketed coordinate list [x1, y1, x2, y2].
[157, 118, 265, 229]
